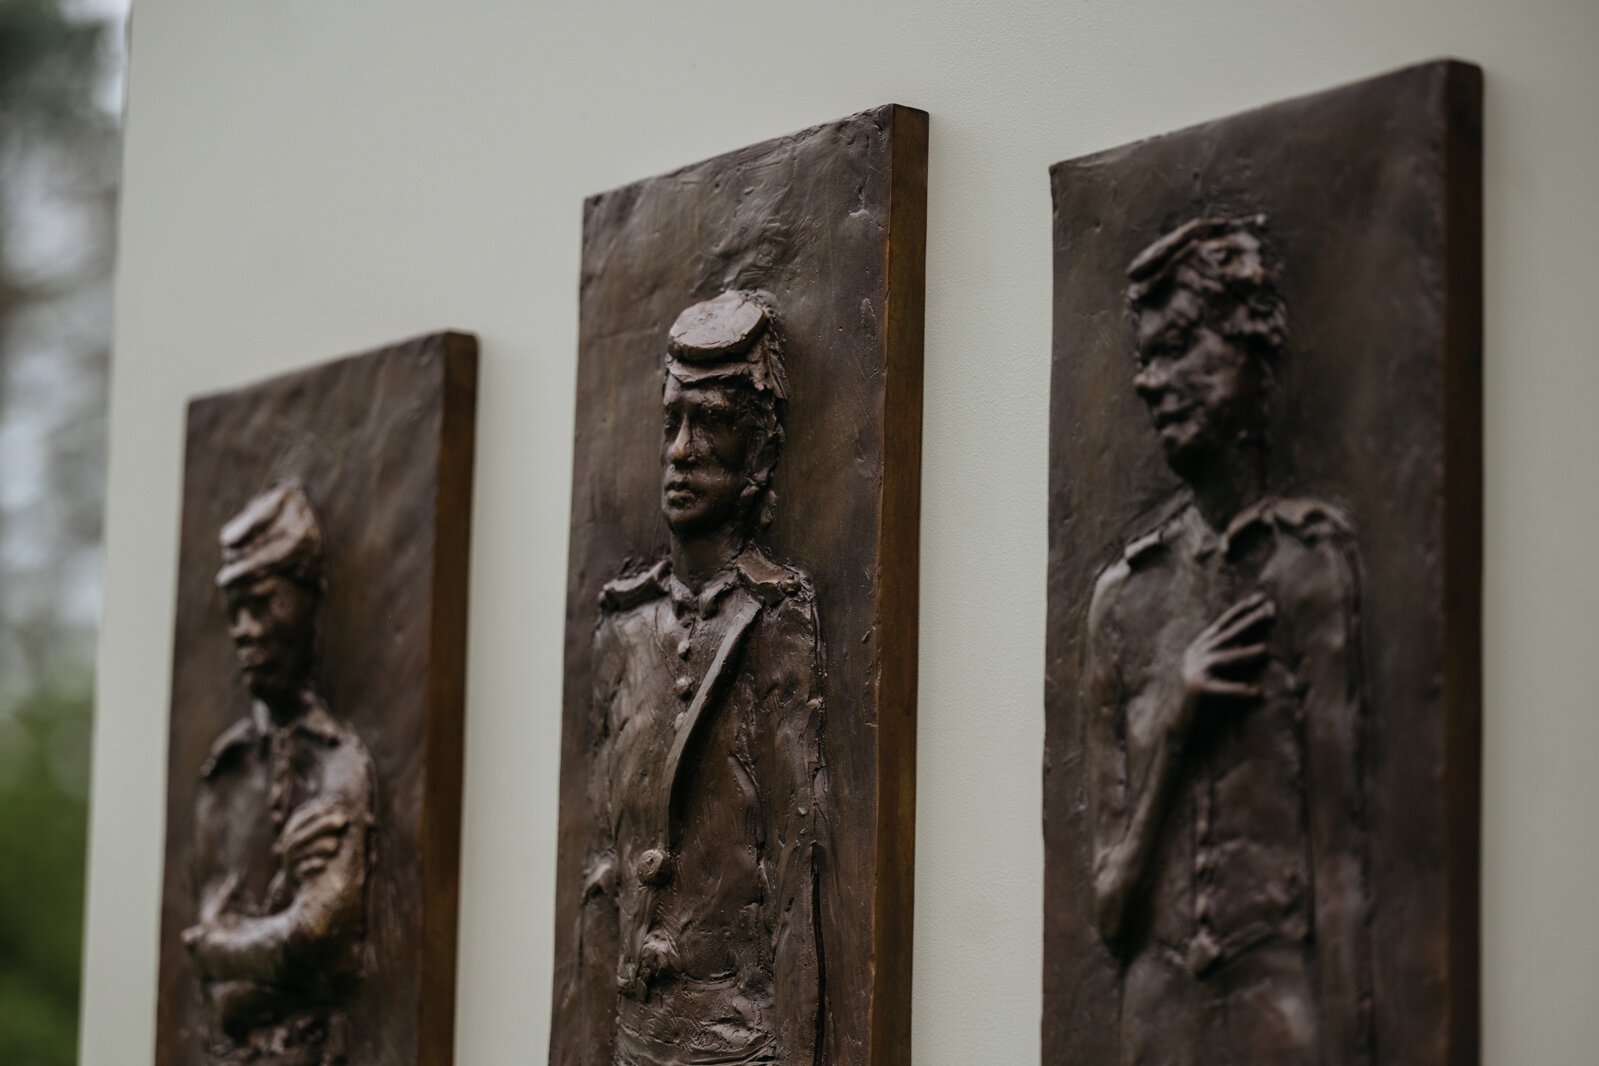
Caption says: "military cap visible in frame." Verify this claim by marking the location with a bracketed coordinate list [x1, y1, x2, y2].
[1127, 214, 1286, 356]
[1127, 214, 1270, 303]
[666, 290, 787, 400]
[216, 482, 324, 588]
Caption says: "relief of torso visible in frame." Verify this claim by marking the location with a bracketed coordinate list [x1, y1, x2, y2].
[183, 484, 374, 1066]
[579, 291, 826, 1066]
[1084, 218, 1373, 1066]
[1095, 496, 1357, 974]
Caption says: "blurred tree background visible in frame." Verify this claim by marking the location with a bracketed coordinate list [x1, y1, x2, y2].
[0, 0, 126, 1062]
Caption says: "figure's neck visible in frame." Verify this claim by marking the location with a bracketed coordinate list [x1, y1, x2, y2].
[256, 685, 315, 729]
[670, 524, 748, 590]
[1181, 445, 1267, 533]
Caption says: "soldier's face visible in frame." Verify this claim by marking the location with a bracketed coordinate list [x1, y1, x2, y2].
[661, 377, 757, 537]
[225, 574, 316, 699]
[1133, 287, 1265, 473]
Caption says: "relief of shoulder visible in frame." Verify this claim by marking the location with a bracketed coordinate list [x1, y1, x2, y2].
[597, 558, 670, 616]
[1092, 503, 1184, 608]
[736, 547, 815, 609]
[1268, 496, 1357, 545]
[1087, 554, 1133, 639]
[199, 716, 259, 781]
[1232, 496, 1363, 626]
[292, 700, 376, 808]
[1088, 501, 1192, 653]
[1119, 496, 1193, 572]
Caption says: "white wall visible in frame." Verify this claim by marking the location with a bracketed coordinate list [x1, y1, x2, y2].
[80, 0, 1599, 1062]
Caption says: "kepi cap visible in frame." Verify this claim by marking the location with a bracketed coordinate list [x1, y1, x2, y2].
[666, 290, 786, 400]
[216, 482, 324, 589]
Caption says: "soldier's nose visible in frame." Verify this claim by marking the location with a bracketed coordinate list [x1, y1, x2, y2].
[1134, 366, 1168, 399]
[667, 421, 693, 462]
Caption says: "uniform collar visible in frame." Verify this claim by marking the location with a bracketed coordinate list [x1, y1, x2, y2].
[1185, 494, 1279, 560]
[200, 688, 339, 778]
[667, 565, 740, 622]
[251, 690, 342, 744]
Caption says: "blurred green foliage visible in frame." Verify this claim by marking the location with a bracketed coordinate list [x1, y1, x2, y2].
[0, 689, 91, 1066]
[0, 0, 119, 1062]
[0, 0, 102, 130]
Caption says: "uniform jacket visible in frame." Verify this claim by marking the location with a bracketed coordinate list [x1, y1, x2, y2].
[190, 694, 375, 1064]
[1086, 495, 1372, 1065]
[574, 547, 826, 1066]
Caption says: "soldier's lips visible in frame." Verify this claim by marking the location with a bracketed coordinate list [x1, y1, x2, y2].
[236, 647, 271, 670]
[1153, 404, 1195, 429]
[664, 483, 700, 505]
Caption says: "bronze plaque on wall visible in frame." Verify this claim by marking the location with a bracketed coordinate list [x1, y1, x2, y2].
[549, 105, 926, 1066]
[1044, 62, 1481, 1064]
[153, 333, 478, 1065]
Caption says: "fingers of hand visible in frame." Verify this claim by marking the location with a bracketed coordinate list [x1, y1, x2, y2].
[283, 800, 348, 845]
[287, 814, 348, 851]
[1208, 643, 1268, 671]
[1194, 637, 1270, 700]
[289, 833, 343, 879]
[1210, 591, 1269, 630]
[1196, 678, 1263, 700]
[279, 805, 350, 881]
[1209, 598, 1276, 647]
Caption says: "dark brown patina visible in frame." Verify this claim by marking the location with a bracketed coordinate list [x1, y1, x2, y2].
[552, 106, 926, 1066]
[1045, 61, 1481, 1066]
[154, 333, 478, 1066]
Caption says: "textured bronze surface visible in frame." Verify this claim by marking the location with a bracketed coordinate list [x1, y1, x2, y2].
[1044, 61, 1481, 1065]
[154, 333, 478, 1066]
[551, 105, 926, 1066]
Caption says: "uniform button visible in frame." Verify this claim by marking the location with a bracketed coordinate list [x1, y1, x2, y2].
[676, 638, 692, 659]
[675, 675, 694, 699]
[1195, 895, 1212, 921]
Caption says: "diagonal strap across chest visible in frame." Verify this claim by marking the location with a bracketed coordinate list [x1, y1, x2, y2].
[636, 595, 761, 887]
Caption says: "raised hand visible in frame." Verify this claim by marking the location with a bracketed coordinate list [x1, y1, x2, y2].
[1177, 591, 1276, 729]
[278, 798, 351, 882]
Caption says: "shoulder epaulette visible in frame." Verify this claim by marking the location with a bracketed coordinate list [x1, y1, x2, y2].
[599, 559, 669, 613]
[199, 717, 259, 780]
[290, 700, 347, 748]
[1121, 494, 1193, 568]
[1122, 526, 1168, 566]
[736, 549, 811, 606]
[1269, 496, 1355, 542]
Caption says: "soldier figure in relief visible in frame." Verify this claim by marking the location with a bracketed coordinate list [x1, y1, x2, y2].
[576, 291, 827, 1066]
[1085, 218, 1373, 1065]
[183, 484, 374, 1065]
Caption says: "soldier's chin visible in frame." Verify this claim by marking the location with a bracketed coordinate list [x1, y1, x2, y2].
[1158, 423, 1212, 470]
[663, 497, 716, 534]
[242, 665, 293, 699]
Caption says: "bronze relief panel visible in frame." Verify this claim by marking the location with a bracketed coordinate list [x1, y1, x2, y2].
[551, 106, 926, 1066]
[1045, 62, 1481, 1065]
[154, 333, 477, 1065]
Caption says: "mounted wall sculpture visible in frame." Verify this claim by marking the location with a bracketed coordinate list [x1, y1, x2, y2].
[1043, 62, 1482, 1065]
[154, 333, 478, 1066]
[550, 105, 927, 1066]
